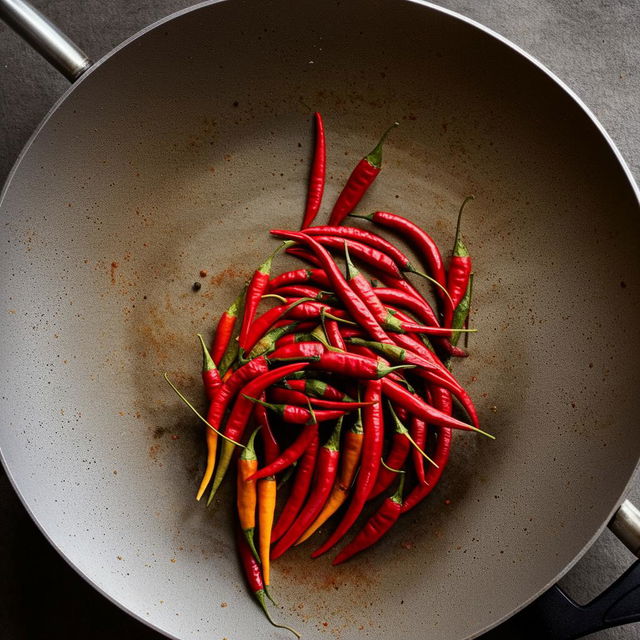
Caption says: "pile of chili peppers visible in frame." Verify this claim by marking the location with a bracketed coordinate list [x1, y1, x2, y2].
[166, 113, 487, 636]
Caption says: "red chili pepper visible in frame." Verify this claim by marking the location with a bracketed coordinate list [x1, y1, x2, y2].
[285, 301, 352, 322]
[198, 334, 221, 400]
[235, 526, 300, 638]
[409, 415, 427, 484]
[249, 420, 319, 482]
[304, 225, 417, 272]
[350, 209, 449, 312]
[328, 123, 398, 226]
[268, 387, 371, 411]
[244, 395, 349, 425]
[208, 362, 309, 500]
[368, 408, 411, 500]
[247, 322, 301, 360]
[332, 474, 405, 565]
[311, 379, 384, 557]
[271, 230, 389, 343]
[285, 246, 323, 268]
[301, 112, 326, 229]
[308, 235, 403, 278]
[271, 417, 343, 559]
[267, 341, 326, 362]
[380, 377, 490, 437]
[445, 197, 474, 327]
[253, 397, 280, 464]
[270, 284, 329, 300]
[242, 297, 314, 354]
[324, 318, 346, 350]
[401, 387, 453, 514]
[211, 287, 245, 366]
[268, 267, 330, 291]
[283, 378, 354, 403]
[270, 431, 319, 542]
[238, 243, 291, 351]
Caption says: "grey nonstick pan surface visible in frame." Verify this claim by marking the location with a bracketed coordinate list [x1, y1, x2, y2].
[1, 1, 640, 639]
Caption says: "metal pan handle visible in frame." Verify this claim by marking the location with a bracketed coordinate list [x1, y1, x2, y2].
[506, 501, 640, 639]
[0, 0, 90, 81]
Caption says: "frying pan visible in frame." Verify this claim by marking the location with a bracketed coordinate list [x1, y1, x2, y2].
[1, 0, 640, 638]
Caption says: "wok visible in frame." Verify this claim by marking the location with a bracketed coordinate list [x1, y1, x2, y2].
[1, 0, 640, 638]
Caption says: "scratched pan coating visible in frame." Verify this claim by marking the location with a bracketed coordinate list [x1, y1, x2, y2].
[1, 0, 639, 638]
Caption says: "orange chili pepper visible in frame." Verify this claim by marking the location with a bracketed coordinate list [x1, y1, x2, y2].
[257, 475, 276, 590]
[237, 428, 260, 561]
[295, 408, 364, 544]
[196, 335, 221, 501]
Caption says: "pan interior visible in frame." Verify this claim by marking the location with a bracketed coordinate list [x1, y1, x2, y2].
[1, 0, 639, 638]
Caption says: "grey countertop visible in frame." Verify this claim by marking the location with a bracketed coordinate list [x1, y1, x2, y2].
[1, 1, 639, 638]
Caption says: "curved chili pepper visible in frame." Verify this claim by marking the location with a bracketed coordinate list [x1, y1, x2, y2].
[349, 209, 449, 313]
[304, 225, 418, 272]
[196, 335, 222, 501]
[311, 379, 384, 557]
[270, 285, 330, 300]
[324, 318, 346, 350]
[208, 362, 309, 501]
[237, 428, 260, 561]
[450, 272, 473, 350]
[285, 246, 323, 268]
[380, 377, 490, 437]
[332, 474, 405, 565]
[328, 123, 398, 226]
[249, 420, 319, 482]
[283, 378, 354, 403]
[301, 112, 326, 229]
[409, 415, 427, 485]
[271, 230, 390, 343]
[309, 235, 403, 278]
[247, 322, 301, 360]
[267, 341, 326, 362]
[268, 387, 371, 411]
[296, 408, 364, 544]
[368, 408, 411, 499]
[271, 417, 343, 559]
[211, 287, 245, 365]
[268, 267, 331, 291]
[257, 473, 276, 591]
[238, 242, 292, 351]
[244, 395, 349, 425]
[235, 526, 300, 638]
[242, 297, 314, 354]
[270, 431, 319, 542]
[401, 388, 453, 513]
[445, 196, 474, 328]
[254, 398, 280, 464]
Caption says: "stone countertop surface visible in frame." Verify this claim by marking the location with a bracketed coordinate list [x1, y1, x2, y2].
[1, 1, 639, 638]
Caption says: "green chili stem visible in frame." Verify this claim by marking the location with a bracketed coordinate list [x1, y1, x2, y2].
[164, 373, 245, 448]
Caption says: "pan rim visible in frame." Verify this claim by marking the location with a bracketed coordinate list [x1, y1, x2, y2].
[1, 1, 639, 638]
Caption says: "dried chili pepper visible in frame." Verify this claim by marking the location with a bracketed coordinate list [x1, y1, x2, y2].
[332, 474, 405, 565]
[328, 123, 398, 226]
[301, 112, 326, 229]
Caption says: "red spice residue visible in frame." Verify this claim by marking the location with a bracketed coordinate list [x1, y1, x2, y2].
[110, 261, 119, 284]
[199, 269, 208, 278]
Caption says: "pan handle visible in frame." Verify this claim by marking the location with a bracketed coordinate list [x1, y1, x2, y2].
[508, 500, 640, 639]
[0, 0, 90, 81]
